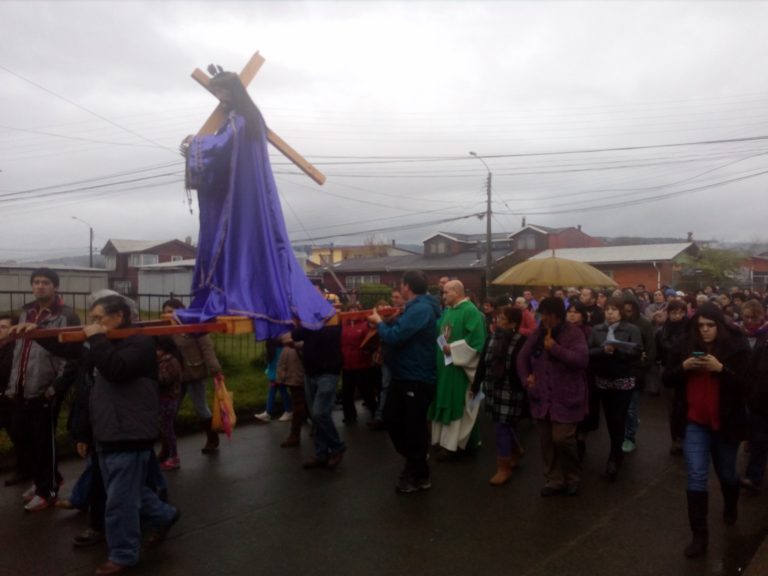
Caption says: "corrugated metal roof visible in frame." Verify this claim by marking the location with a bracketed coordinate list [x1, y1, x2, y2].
[423, 231, 511, 244]
[106, 239, 167, 253]
[138, 259, 197, 270]
[530, 243, 694, 264]
[330, 250, 512, 272]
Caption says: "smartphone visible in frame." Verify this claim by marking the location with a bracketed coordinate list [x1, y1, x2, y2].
[692, 351, 706, 358]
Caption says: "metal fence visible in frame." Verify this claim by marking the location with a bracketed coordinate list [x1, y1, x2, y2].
[0, 291, 261, 363]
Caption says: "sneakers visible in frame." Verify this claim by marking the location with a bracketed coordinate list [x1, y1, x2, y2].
[278, 411, 293, 422]
[73, 528, 104, 548]
[24, 494, 56, 512]
[160, 457, 181, 471]
[622, 439, 637, 454]
[395, 475, 431, 494]
[254, 411, 272, 423]
[21, 484, 37, 502]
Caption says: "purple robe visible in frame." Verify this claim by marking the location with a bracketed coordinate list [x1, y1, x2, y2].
[179, 111, 334, 340]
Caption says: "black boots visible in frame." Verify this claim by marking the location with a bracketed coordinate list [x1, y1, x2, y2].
[721, 483, 739, 525]
[685, 490, 708, 558]
[201, 418, 220, 454]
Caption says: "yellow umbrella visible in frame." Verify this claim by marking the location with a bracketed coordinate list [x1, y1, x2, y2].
[492, 255, 617, 287]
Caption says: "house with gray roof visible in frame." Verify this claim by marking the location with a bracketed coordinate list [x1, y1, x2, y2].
[101, 238, 196, 295]
[530, 242, 699, 289]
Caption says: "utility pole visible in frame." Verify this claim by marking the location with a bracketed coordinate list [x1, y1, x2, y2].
[72, 216, 94, 267]
[470, 152, 493, 293]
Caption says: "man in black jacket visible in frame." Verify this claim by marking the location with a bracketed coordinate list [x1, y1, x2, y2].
[282, 314, 346, 470]
[84, 295, 178, 576]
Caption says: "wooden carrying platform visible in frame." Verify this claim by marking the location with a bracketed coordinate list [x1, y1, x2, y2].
[1, 316, 253, 345]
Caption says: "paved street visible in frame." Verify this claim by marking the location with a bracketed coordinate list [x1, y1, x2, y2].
[1, 394, 767, 576]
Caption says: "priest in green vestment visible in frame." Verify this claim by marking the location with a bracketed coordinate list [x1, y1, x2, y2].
[428, 280, 487, 458]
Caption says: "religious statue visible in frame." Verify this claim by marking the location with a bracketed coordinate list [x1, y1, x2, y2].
[178, 66, 334, 340]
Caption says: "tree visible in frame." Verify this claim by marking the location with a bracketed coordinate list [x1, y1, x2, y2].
[678, 247, 747, 290]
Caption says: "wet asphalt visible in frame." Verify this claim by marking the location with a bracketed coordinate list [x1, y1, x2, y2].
[1, 394, 767, 576]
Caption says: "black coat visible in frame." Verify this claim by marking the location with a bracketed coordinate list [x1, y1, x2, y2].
[746, 330, 768, 416]
[662, 333, 750, 442]
[588, 321, 642, 381]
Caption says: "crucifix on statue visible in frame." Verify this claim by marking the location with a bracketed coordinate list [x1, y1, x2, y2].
[191, 51, 326, 185]
[175, 50, 336, 341]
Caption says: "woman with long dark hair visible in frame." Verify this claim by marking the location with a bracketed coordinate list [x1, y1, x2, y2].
[663, 303, 749, 559]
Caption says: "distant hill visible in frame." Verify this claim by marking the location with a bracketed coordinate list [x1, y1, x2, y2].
[23, 254, 106, 268]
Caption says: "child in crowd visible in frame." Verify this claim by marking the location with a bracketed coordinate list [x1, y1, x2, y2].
[156, 337, 184, 471]
[255, 339, 293, 422]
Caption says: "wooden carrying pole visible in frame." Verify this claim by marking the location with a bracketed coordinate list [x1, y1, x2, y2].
[0, 317, 252, 345]
[192, 52, 326, 185]
[58, 322, 228, 343]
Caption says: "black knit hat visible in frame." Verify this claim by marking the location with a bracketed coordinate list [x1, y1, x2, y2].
[29, 267, 59, 288]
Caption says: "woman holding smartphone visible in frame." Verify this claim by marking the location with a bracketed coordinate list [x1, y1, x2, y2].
[663, 303, 750, 559]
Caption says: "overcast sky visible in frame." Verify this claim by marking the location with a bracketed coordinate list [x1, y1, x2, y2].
[2, 1, 768, 262]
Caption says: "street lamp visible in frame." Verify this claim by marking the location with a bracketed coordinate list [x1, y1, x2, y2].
[470, 151, 493, 293]
[71, 216, 94, 268]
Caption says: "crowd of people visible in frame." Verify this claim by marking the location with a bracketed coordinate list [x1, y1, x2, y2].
[1, 268, 767, 572]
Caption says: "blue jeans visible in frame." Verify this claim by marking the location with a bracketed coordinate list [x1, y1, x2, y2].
[180, 379, 212, 420]
[624, 388, 641, 442]
[266, 383, 293, 414]
[99, 450, 177, 567]
[683, 422, 739, 492]
[305, 374, 345, 460]
[68, 457, 94, 509]
[745, 411, 768, 486]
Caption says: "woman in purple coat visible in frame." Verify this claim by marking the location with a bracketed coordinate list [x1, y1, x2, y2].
[517, 297, 589, 497]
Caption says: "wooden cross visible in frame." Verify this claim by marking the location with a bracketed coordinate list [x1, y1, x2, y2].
[191, 51, 326, 185]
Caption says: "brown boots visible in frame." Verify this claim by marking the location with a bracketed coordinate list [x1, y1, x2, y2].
[489, 458, 514, 486]
[201, 418, 220, 454]
[489, 445, 524, 486]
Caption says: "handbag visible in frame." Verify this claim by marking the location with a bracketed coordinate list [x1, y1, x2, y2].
[211, 373, 237, 438]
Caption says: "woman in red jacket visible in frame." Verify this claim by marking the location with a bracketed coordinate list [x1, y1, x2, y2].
[663, 303, 750, 559]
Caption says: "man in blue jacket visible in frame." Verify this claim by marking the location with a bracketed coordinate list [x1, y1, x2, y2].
[368, 270, 441, 493]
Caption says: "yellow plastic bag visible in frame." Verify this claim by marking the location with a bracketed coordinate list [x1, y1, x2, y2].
[211, 374, 236, 437]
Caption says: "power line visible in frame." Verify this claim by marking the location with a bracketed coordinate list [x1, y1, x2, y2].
[0, 64, 177, 155]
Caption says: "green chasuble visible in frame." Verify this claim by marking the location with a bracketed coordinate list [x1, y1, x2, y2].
[428, 299, 487, 424]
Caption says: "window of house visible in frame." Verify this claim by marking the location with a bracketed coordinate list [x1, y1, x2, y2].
[171, 255, 184, 262]
[113, 280, 132, 294]
[437, 241, 447, 254]
[104, 255, 117, 271]
[345, 275, 380, 289]
[128, 253, 159, 267]
[517, 234, 536, 250]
